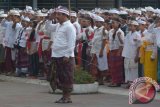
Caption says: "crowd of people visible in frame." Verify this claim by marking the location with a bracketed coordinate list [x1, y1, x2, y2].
[0, 5, 160, 95]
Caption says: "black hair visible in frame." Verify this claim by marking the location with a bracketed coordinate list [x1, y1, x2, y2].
[29, 21, 37, 41]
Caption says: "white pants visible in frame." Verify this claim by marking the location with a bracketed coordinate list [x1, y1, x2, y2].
[124, 58, 138, 82]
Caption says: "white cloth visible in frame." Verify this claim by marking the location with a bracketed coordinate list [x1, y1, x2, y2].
[0, 24, 6, 45]
[91, 26, 108, 54]
[109, 28, 124, 51]
[122, 31, 141, 59]
[15, 27, 31, 48]
[80, 26, 94, 41]
[51, 20, 76, 58]
[73, 21, 81, 40]
[148, 24, 160, 48]
[124, 58, 138, 82]
[96, 48, 108, 71]
[140, 30, 157, 59]
[3, 21, 22, 48]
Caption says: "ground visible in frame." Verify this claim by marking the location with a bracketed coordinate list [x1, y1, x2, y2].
[0, 81, 160, 107]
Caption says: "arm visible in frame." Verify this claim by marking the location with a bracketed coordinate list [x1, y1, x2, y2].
[65, 25, 76, 58]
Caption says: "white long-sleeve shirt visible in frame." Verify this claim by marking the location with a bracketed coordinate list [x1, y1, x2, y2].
[122, 31, 141, 59]
[0, 24, 6, 45]
[51, 20, 76, 58]
[148, 23, 160, 48]
[73, 21, 81, 40]
[109, 28, 124, 51]
[3, 21, 22, 48]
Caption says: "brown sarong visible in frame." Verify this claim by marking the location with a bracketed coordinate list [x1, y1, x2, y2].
[16, 48, 29, 68]
[108, 49, 124, 84]
[90, 54, 98, 79]
[5, 47, 14, 73]
[53, 57, 75, 92]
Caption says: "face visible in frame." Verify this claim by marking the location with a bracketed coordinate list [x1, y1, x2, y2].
[139, 24, 145, 30]
[13, 15, 21, 22]
[70, 16, 76, 23]
[95, 21, 103, 28]
[27, 13, 33, 19]
[112, 20, 119, 29]
[104, 22, 111, 30]
[129, 24, 137, 31]
[21, 20, 27, 27]
[56, 12, 65, 24]
[49, 12, 56, 20]
[80, 18, 90, 28]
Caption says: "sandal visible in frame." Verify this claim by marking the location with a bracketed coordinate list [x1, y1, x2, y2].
[108, 83, 121, 87]
[55, 97, 72, 103]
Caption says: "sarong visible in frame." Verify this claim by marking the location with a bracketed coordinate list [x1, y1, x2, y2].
[53, 57, 75, 92]
[108, 49, 124, 84]
[4, 47, 14, 72]
[0, 44, 5, 63]
[157, 48, 160, 83]
[28, 52, 39, 76]
[16, 48, 29, 68]
[144, 51, 157, 82]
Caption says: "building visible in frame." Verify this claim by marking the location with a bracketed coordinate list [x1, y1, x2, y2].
[0, 0, 160, 10]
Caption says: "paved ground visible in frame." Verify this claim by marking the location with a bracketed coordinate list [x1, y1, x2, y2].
[0, 81, 160, 107]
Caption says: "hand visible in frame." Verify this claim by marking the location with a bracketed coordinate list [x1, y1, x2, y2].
[150, 57, 155, 61]
[134, 56, 139, 63]
[102, 28, 106, 36]
[63, 57, 69, 63]
[133, 39, 138, 42]
[99, 50, 103, 58]
[117, 49, 122, 56]
[117, 32, 121, 37]
[46, 47, 51, 51]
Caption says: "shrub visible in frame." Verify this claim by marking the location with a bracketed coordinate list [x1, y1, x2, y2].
[74, 68, 95, 84]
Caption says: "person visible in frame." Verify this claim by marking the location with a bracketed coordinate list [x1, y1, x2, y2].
[79, 14, 94, 71]
[0, 14, 7, 73]
[148, 17, 160, 83]
[70, 11, 81, 65]
[139, 20, 157, 81]
[91, 15, 108, 85]
[108, 18, 124, 87]
[138, 20, 147, 77]
[122, 20, 141, 87]
[27, 20, 39, 78]
[15, 17, 31, 77]
[47, 6, 76, 103]
[2, 10, 22, 75]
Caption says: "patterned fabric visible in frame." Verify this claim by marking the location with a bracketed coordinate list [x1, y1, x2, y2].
[42, 50, 51, 77]
[4, 47, 14, 73]
[0, 45, 5, 63]
[53, 57, 75, 92]
[16, 48, 29, 68]
[108, 49, 124, 84]
[28, 52, 39, 76]
[90, 54, 98, 79]
[158, 48, 160, 83]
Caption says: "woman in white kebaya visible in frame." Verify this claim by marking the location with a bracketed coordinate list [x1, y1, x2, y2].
[122, 21, 141, 87]
[108, 18, 124, 87]
[91, 15, 108, 85]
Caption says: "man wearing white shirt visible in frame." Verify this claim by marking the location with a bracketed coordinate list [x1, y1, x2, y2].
[48, 6, 76, 103]
[70, 11, 81, 65]
[2, 11, 22, 75]
[0, 14, 7, 73]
